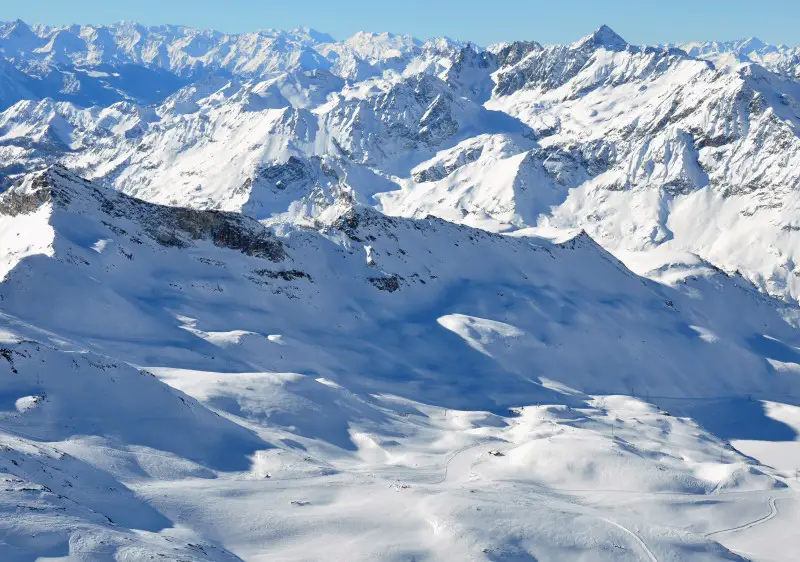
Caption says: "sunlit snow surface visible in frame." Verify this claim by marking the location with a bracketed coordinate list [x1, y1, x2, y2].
[0, 168, 797, 561]
[0, 21, 800, 562]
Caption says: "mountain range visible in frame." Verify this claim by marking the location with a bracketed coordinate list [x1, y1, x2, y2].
[1, 20, 800, 561]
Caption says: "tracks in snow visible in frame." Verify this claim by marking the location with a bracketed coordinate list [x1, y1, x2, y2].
[601, 517, 659, 562]
[705, 496, 779, 538]
[433, 441, 495, 485]
[434, 442, 661, 562]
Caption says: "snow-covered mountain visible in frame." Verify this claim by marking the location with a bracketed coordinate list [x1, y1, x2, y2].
[1, 22, 800, 304]
[1, 20, 800, 561]
[676, 37, 800, 80]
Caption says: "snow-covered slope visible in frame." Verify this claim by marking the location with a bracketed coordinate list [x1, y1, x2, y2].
[3, 166, 800, 402]
[0, 339, 258, 561]
[2, 19, 800, 561]
[1, 166, 800, 560]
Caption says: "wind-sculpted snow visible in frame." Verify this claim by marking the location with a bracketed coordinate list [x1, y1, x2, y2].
[2, 21, 800, 561]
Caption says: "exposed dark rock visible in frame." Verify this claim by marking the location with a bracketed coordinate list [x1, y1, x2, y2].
[255, 156, 310, 190]
[251, 269, 312, 281]
[368, 275, 401, 292]
[0, 174, 53, 216]
[1, 166, 288, 262]
[413, 146, 483, 183]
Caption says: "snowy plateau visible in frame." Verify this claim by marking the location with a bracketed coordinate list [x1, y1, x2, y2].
[0, 18, 800, 562]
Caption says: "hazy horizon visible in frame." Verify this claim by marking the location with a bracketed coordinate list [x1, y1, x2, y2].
[5, 0, 800, 48]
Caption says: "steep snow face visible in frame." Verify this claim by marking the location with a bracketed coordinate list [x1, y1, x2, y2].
[0, 57, 36, 111]
[483, 45, 800, 301]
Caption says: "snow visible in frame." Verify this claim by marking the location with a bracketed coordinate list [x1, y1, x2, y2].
[1, 27, 797, 303]
[733, 402, 800, 475]
[0, 19, 800, 561]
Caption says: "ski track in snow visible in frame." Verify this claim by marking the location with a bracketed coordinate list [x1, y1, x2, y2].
[435, 441, 497, 485]
[599, 517, 659, 562]
[437, 441, 661, 561]
[705, 496, 779, 538]
[433, 436, 797, 561]
[454, 447, 662, 562]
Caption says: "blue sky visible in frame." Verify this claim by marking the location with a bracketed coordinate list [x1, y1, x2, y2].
[5, 0, 799, 46]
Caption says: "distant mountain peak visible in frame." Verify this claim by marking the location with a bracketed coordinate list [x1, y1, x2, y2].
[736, 36, 781, 55]
[290, 26, 336, 44]
[577, 24, 628, 51]
[1, 18, 39, 44]
[346, 30, 421, 45]
[739, 37, 766, 48]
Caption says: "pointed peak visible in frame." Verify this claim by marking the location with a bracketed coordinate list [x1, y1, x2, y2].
[737, 37, 779, 54]
[578, 24, 628, 51]
[9, 19, 31, 31]
[290, 26, 335, 44]
[2, 19, 37, 40]
[740, 37, 765, 48]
